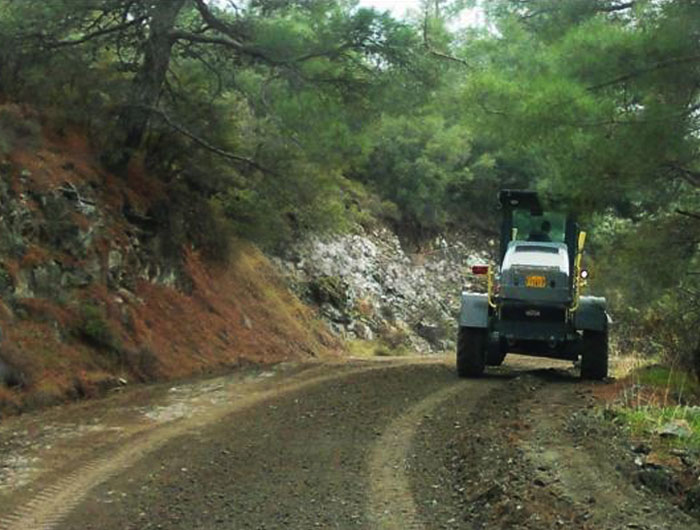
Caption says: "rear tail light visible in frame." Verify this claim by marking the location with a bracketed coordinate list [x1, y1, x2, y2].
[472, 265, 489, 275]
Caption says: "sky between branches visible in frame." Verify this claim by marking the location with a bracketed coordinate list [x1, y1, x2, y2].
[357, 0, 485, 26]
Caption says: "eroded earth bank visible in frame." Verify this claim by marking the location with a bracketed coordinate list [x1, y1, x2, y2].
[1, 356, 697, 530]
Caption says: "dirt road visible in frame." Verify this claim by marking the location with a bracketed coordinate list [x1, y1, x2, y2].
[0, 356, 696, 529]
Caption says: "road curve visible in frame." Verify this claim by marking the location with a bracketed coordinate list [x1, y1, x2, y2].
[3, 356, 699, 530]
[54, 360, 499, 529]
[3, 360, 451, 530]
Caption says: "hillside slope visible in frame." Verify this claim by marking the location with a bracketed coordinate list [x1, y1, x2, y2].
[0, 105, 338, 415]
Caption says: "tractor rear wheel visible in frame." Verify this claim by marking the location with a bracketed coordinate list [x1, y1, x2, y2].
[457, 327, 487, 377]
[581, 329, 608, 380]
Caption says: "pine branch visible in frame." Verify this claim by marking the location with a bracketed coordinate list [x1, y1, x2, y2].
[169, 30, 249, 54]
[190, 0, 280, 65]
[677, 209, 700, 221]
[598, 2, 636, 13]
[181, 6, 357, 67]
[520, 0, 634, 20]
[135, 105, 277, 175]
[588, 55, 700, 91]
[665, 164, 700, 188]
[294, 44, 355, 63]
[427, 48, 471, 67]
[422, 8, 470, 68]
[47, 16, 147, 48]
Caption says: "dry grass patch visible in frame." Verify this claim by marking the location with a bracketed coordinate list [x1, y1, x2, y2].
[346, 339, 411, 358]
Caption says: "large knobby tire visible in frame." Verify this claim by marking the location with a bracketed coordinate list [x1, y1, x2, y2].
[581, 329, 608, 380]
[457, 327, 487, 378]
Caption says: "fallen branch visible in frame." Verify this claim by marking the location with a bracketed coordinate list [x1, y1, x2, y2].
[57, 181, 96, 206]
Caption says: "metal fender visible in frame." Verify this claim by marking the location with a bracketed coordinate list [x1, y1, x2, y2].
[574, 296, 608, 331]
[459, 292, 489, 328]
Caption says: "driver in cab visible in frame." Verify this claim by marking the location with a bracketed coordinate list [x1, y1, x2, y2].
[527, 220, 552, 242]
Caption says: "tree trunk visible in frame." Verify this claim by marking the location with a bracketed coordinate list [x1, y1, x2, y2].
[108, 0, 185, 172]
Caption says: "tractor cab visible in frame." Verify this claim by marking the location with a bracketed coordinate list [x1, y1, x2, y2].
[496, 190, 585, 306]
[498, 190, 580, 282]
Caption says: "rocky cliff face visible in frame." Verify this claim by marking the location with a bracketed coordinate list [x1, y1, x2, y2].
[274, 225, 494, 354]
[0, 164, 172, 303]
[0, 114, 336, 414]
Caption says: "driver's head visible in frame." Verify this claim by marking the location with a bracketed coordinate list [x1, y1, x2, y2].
[541, 220, 551, 233]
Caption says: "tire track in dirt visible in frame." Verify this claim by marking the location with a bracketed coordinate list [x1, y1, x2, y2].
[0, 360, 418, 530]
[367, 378, 502, 529]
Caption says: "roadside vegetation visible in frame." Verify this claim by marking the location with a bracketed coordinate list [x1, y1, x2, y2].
[605, 358, 700, 482]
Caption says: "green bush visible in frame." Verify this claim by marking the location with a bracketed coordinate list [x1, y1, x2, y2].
[592, 211, 700, 374]
[189, 197, 234, 264]
[307, 276, 348, 307]
[77, 303, 119, 352]
[338, 178, 401, 230]
[150, 183, 234, 265]
[219, 165, 351, 251]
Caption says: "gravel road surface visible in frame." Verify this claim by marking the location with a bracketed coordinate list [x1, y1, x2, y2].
[1, 356, 697, 529]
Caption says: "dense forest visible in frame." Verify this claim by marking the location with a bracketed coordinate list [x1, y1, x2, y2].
[0, 0, 697, 372]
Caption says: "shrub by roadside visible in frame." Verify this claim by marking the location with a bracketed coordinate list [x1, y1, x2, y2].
[599, 359, 700, 518]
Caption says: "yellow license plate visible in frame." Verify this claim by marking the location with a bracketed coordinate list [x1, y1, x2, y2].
[525, 275, 546, 288]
